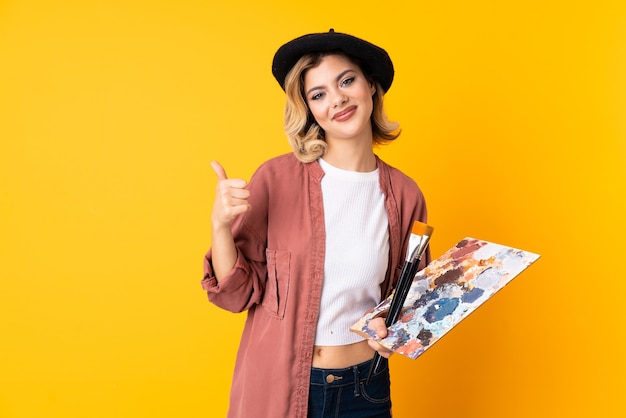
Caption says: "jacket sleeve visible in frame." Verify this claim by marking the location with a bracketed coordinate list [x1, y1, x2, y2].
[380, 160, 431, 299]
[413, 193, 431, 271]
[200, 165, 270, 313]
[401, 169, 431, 270]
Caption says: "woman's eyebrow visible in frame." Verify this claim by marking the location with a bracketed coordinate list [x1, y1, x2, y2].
[305, 69, 356, 96]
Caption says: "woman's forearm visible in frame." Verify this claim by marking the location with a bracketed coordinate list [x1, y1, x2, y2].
[210, 223, 238, 282]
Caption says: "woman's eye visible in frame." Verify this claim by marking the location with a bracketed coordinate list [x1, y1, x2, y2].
[341, 77, 355, 87]
[310, 92, 324, 101]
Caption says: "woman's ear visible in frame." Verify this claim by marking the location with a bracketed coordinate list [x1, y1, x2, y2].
[369, 79, 376, 95]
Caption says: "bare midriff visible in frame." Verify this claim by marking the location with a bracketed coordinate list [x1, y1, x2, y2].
[311, 340, 375, 369]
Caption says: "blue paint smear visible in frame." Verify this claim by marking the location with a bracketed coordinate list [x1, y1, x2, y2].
[413, 287, 444, 309]
[425, 298, 460, 323]
[461, 287, 484, 304]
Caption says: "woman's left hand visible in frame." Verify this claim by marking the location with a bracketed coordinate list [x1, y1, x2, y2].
[366, 317, 394, 358]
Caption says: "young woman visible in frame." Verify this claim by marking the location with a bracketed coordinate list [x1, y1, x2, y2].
[202, 29, 429, 418]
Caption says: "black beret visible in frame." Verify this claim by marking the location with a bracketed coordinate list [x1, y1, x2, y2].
[272, 29, 394, 93]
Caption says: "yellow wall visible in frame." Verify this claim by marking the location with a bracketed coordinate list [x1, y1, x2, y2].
[1, 1, 625, 417]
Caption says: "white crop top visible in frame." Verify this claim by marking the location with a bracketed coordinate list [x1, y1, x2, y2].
[314, 158, 390, 346]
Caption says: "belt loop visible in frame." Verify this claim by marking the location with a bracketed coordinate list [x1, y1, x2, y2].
[353, 365, 360, 396]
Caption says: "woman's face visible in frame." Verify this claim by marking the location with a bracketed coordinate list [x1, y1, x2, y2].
[303, 54, 375, 142]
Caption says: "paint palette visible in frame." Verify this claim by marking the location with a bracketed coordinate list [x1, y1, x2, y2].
[350, 238, 540, 359]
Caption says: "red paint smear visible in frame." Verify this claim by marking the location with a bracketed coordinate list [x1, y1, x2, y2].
[397, 339, 423, 356]
[451, 239, 485, 259]
[400, 310, 415, 323]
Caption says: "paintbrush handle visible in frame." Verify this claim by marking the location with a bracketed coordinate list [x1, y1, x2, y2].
[384, 261, 413, 326]
[365, 256, 425, 384]
[387, 257, 423, 324]
[366, 261, 414, 384]
[367, 352, 385, 384]
[386, 268, 414, 325]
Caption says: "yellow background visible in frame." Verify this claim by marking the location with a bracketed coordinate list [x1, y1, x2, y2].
[1, 0, 625, 417]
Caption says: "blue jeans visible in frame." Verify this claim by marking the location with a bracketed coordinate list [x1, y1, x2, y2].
[308, 358, 392, 418]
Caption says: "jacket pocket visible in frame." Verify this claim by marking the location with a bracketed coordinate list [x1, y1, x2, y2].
[262, 249, 291, 319]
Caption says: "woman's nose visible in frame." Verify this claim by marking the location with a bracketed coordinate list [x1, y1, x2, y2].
[332, 91, 347, 107]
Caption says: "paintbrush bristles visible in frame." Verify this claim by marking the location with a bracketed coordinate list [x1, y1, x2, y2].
[411, 221, 428, 236]
[411, 224, 434, 263]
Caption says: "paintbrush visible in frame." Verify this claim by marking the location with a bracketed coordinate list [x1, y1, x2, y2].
[365, 221, 434, 384]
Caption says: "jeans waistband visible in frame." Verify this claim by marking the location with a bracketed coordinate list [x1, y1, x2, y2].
[310, 357, 388, 387]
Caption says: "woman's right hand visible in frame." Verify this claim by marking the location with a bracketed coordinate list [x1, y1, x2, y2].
[209, 161, 251, 281]
[210, 161, 251, 228]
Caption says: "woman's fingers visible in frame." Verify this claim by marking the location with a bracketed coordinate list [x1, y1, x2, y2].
[211, 161, 251, 225]
[210, 161, 228, 181]
[367, 317, 394, 358]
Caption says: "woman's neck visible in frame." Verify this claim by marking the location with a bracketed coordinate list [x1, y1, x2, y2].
[322, 140, 377, 172]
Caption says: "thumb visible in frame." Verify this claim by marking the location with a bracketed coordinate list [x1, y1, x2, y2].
[368, 317, 388, 338]
[210, 161, 228, 181]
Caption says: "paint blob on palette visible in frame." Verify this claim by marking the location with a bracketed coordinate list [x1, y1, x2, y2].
[351, 238, 540, 360]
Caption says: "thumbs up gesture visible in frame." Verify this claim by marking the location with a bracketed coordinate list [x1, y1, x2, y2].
[210, 161, 251, 228]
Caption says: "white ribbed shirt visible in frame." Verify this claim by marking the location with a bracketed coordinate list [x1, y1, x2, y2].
[315, 158, 390, 345]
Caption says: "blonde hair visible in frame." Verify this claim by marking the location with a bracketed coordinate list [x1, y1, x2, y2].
[283, 52, 401, 163]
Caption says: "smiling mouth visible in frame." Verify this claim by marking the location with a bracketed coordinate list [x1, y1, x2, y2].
[332, 106, 357, 121]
